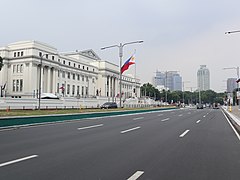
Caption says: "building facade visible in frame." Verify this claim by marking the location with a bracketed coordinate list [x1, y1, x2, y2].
[153, 70, 182, 91]
[227, 78, 237, 93]
[197, 65, 210, 91]
[0, 41, 140, 100]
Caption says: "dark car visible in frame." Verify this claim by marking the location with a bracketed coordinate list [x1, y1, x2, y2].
[197, 104, 203, 109]
[213, 103, 219, 109]
[100, 102, 118, 109]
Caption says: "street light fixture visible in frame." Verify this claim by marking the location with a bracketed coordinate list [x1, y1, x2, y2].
[38, 52, 57, 110]
[101, 40, 143, 108]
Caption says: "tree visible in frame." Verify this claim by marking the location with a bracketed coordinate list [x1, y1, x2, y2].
[0, 56, 3, 71]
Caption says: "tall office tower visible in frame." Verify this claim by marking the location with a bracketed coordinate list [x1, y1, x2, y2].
[153, 70, 182, 91]
[227, 78, 237, 92]
[197, 65, 210, 91]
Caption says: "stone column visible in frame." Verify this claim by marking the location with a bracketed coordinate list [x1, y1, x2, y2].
[47, 67, 51, 93]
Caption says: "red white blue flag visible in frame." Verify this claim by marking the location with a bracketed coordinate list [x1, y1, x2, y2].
[121, 54, 135, 74]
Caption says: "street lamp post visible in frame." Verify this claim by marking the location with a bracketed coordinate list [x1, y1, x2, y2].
[101, 40, 143, 108]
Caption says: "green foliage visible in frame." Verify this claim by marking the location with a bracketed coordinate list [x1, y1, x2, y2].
[140, 83, 226, 105]
[0, 56, 3, 71]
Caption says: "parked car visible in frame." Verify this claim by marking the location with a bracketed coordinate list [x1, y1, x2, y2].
[100, 102, 118, 109]
[197, 104, 203, 109]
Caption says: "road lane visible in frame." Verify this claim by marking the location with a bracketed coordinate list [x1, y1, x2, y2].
[0, 108, 239, 180]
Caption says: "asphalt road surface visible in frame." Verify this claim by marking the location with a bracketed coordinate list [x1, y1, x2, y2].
[0, 108, 240, 180]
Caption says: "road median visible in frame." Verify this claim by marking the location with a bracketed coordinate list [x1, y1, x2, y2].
[0, 107, 176, 129]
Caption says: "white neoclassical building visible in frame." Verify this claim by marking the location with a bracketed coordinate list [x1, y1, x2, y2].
[0, 41, 141, 100]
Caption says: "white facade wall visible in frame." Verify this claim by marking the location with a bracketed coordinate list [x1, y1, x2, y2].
[0, 41, 141, 100]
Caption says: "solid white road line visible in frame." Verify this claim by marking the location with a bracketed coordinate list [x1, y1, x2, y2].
[121, 127, 141, 134]
[222, 110, 240, 141]
[179, 130, 190, 138]
[161, 118, 170, 122]
[127, 171, 144, 180]
[196, 120, 201, 124]
[78, 124, 103, 130]
[133, 117, 144, 120]
[0, 155, 38, 168]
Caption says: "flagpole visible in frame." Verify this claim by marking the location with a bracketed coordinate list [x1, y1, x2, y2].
[134, 49, 137, 98]
[101, 40, 143, 108]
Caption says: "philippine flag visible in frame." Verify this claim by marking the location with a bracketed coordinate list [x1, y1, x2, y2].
[121, 54, 135, 74]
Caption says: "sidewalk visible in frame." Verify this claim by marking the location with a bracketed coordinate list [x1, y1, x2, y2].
[223, 106, 240, 131]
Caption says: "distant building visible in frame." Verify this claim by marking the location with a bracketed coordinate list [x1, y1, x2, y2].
[197, 65, 210, 91]
[153, 70, 182, 91]
[227, 78, 237, 92]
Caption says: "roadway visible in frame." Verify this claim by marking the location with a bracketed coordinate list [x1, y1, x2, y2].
[0, 108, 240, 180]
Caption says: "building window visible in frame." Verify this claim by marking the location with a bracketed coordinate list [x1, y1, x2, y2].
[77, 74, 80, 81]
[39, 52, 42, 57]
[63, 60, 65, 64]
[73, 74, 75, 80]
[67, 84, 70, 95]
[57, 70, 60, 77]
[86, 86, 88, 96]
[21, 51, 24, 56]
[17, 52, 20, 57]
[87, 67, 89, 71]
[52, 56, 54, 60]
[83, 66, 85, 70]
[77, 86, 80, 95]
[13, 65, 16, 73]
[46, 54, 48, 59]
[92, 78, 95, 83]
[14, 52, 16, 57]
[74, 63, 75, 67]
[72, 85, 75, 95]
[86, 76, 89, 82]
[62, 71, 65, 78]
[93, 68, 95, 72]
[69, 62, 71, 66]
[57, 83, 59, 93]
[13, 80, 16, 92]
[20, 64, 23, 73]
[58, 59, 60, 62]
[67, 72, 70, 79]
[17, 65, 20, 73]
[82, 75, 84, 81]
[16, 80, 19, 91]
[78, 65, 80, 68]
[82, 86, 84, 96]
[20, 79, 23, 91]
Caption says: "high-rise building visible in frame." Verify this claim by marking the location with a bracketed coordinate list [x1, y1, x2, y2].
[197, 65, 210, 91]
[227, 78, 237, 92]
[153, 70, 182, 91]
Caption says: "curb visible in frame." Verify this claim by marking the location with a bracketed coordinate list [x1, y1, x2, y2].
[222, 107, 240, 134]
[0, 107, 176, 129]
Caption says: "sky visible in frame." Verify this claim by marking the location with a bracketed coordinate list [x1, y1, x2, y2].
[2, 0, 240, 92]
